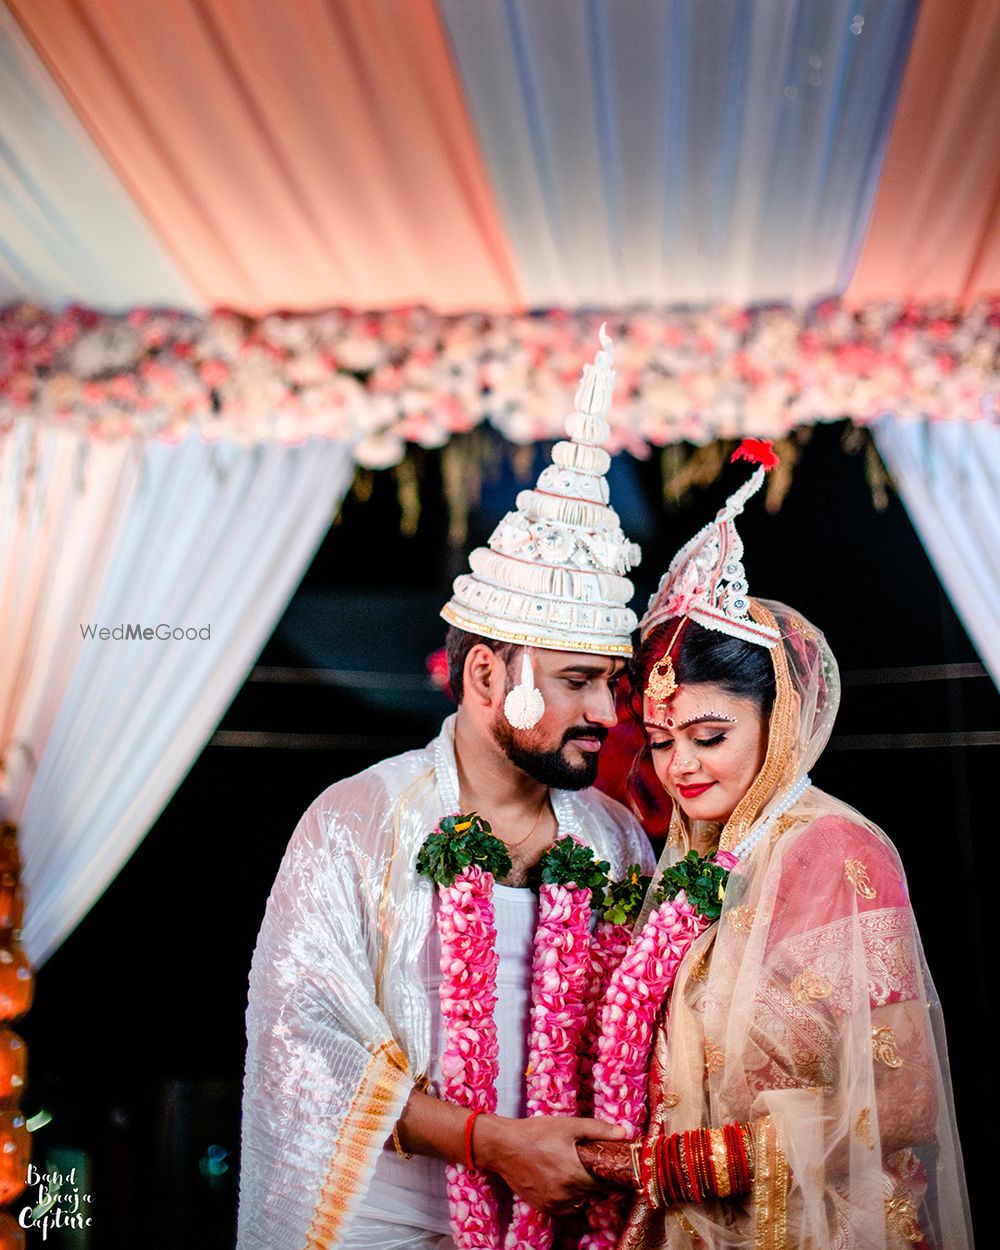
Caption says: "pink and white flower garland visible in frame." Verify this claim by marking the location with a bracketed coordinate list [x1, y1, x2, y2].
[581, 850, 738, 1250]
[506, 877, 594, 1250]
[418, 815, 609, 1249]
[577, 918, 633, 1117]
[434, 863, 503, 1248]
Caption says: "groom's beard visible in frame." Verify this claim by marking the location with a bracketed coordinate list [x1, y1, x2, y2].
[492, 717, 608, 790]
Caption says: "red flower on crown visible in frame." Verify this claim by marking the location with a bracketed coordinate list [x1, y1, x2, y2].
[730, 438, 779, 470]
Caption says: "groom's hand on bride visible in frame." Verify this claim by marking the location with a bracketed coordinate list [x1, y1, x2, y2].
[476, 1114, 624, 1215]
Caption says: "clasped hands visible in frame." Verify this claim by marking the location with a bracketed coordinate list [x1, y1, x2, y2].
[394, 1090, 752, 1216]
[472, 1113, 627, 1216]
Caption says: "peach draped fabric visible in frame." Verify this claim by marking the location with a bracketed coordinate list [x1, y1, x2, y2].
[7, 0, 521, 314]
[847, 0, 1000, 304]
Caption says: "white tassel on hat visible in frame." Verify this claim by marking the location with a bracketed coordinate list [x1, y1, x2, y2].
[503, 649, 545, 730]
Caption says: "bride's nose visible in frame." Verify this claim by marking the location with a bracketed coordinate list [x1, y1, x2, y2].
[668, 751, 698, 778]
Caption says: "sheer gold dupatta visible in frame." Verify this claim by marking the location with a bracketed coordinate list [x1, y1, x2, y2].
[621, 601, 971, 1250]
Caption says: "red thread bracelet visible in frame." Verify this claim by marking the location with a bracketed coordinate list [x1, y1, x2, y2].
[464, 1109, 484, 1170]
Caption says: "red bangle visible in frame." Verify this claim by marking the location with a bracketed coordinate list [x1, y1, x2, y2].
[691, 1130, 705, 1200]
[724, 1122, 750, 1195]
[735, 1122, 749, 1192]
[723, 1123, 738, 1192]
[671, 1131, 691, 1202]
[465, 1109, 484, 1170]
[658, 1135, 677, 1205]
[690, 1135, 705, 1200]
[700, 1129, 714, 1197]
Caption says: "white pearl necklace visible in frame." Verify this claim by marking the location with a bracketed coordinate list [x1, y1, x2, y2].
[731, 774, 812, 862]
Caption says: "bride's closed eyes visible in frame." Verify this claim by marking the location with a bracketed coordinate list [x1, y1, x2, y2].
[650, 732, 728, 751]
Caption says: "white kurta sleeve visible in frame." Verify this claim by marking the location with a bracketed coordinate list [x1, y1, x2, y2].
[237, 779, 416, 1250]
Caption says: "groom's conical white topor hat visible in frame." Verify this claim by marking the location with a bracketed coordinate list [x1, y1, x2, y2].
[441, 325, 641, 657]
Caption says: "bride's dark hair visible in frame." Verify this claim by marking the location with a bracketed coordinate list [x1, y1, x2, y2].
[629, 618, 777, 722]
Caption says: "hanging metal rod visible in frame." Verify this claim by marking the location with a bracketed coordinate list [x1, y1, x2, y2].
[825, 731, 999, 751]
[247, 661, 990, 691]
[248, 666, 436, 690]
[839, 662, 988, 685]
[209, 729, 999, 752]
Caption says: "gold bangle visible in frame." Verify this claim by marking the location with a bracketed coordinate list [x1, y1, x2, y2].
[642, 1134, 660, 1207]
[650, 1138, 665, 1209]
[629, 1141, 643, 1190]
[692, 1130, 709, 1198]
[742, 1122, 756, 1182]
[392, 1121, 413, 1160]
[708, 1127, 731, 1198]
[677, 1136, 696, 1202]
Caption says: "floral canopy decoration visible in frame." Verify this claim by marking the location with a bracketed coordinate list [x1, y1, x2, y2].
[1, 299, 996, 470]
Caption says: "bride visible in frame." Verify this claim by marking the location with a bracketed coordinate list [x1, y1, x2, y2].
[578, 443, 972, 1249]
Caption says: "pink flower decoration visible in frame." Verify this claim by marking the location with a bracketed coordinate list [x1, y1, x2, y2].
[505, 880, 595, 1250]
[581, 891, 711, 1250]
[199, 359, 230, 388]
[435, 863, 502, 1249]
[577, 919, 631, 1116]
[2, 298, 995, 468]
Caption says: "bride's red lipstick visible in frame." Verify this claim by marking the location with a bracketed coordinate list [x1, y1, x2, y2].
[678, 782, 716, 798]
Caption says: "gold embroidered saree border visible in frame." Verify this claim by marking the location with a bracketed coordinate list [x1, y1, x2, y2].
[302, 1039, 412, 1249]
[752, 1114, 788, 1250]
[722, 601, 799, 851]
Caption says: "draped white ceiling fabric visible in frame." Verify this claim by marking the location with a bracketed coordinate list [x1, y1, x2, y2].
[873, 415, 1000, 690]
[1, 425, 353, 966]
[438, 0, 919, 308]
[0, 7, 199, 311]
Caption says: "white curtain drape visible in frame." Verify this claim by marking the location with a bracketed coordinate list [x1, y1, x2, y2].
[438, 0, 918, 308]
[873, 414, 1000, 689]
[0, 421, 353, 966]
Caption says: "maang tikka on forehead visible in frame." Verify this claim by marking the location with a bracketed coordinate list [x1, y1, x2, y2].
[645, 617, 688, 721]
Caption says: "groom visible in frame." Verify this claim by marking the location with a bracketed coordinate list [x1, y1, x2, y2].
[236, 332, 654, 1249]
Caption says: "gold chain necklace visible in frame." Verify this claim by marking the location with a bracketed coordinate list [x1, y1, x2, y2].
[459, 792, 550, 852]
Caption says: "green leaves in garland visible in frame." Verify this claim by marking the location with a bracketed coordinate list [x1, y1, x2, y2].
[416, 812, 512, 887]
[539, 837, 610, 894]
[601, 864, 653, 925]
[655, 849, 730, 921]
